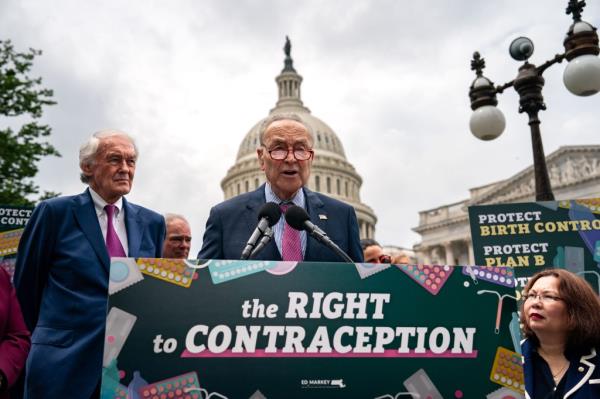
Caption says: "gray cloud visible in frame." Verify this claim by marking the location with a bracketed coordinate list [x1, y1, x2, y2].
[1, 0, 598, 254]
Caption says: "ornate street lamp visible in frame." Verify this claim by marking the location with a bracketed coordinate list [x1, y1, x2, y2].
[468, 0, 600, 201]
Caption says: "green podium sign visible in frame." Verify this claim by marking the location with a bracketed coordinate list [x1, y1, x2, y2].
[102, 259, 523, 398]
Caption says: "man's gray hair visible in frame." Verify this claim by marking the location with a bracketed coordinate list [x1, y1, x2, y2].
[164, 213, 189, 226]
[257, 113, 314, 146]
[79, 129, 138, 183]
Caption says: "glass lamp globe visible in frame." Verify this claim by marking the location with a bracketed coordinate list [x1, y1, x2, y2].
[469, 105, 506, 141]
[563, 54, 600, 96]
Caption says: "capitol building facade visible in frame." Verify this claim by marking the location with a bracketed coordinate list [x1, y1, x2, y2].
[220, 41, 377, 239]
[413, 145, 600, 265]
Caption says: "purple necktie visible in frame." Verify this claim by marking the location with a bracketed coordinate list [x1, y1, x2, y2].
[104, 204, 126, 257]
[280, 203, 303, 261]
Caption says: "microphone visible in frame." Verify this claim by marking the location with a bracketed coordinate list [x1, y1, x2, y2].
[284, 205, 354, 263]
[240, 202, 282, 260]
[249, 226, 274, 258]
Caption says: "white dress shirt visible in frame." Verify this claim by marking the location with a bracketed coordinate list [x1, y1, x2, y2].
[88, 188, 129, 255]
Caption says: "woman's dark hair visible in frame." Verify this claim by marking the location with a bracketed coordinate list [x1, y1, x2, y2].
[520, 268, 600, 351]
[360, 238, 380, 250]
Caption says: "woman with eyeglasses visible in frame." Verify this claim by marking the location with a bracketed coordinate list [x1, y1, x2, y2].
[520, 268, 600, 398]
[359, 239, 391, 264]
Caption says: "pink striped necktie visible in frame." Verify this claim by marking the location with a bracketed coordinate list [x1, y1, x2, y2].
[104, 204, 126, 257]
[279, 203, 303, 261]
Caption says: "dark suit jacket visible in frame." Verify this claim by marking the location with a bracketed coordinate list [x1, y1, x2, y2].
[0, 267, 30, 399]
[13, 189, 165, 399]
[522, 338, 600, 399]
[198, 185, 363, 262]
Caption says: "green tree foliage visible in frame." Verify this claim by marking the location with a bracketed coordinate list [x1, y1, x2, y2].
[0, 39, 60, 205]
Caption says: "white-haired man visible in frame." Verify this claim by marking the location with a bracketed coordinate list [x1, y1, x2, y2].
[14, 130, 165, 399]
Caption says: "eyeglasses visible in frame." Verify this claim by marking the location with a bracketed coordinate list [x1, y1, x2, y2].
[365, 254, 392, 264]
[379, 254, 392, 264]
[523, 292, 562, 303]
[264, 147, 314, 161]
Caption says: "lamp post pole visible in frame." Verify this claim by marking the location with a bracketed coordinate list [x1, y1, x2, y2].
[510, 57, 564, 201]
[468, 0, 600, 201]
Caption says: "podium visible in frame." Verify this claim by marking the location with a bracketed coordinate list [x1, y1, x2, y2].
[102, 259, 524, 398]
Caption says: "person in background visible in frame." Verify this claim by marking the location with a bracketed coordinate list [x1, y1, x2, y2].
[14, 130, 165, 399]
[0, 267, 30, 399]
[521, 268, 600, 398]
[162, 213, 192, 259]
[391, 253, 410, 265]
[360, 238, 391, 264]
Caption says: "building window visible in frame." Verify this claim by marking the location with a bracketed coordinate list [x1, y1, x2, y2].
[326, 177, 331, 193]
[237, 183, 240, 195]
[315, 175, 320, 191]
[245, 180, 249, 193]
[336, 178, 341, 195]
[255, 178, 259, 189]
[345, 181, 349, 197]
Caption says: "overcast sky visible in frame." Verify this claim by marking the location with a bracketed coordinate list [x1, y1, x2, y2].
[1, 0, 599, 256]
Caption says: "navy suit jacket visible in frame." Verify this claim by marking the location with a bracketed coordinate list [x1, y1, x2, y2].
[522, 338, 600, 399]
[198, 185, 363, 262]
[13, 190, 165, 399]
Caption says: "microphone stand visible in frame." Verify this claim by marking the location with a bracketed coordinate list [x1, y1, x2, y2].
[307, 229, 354, 263]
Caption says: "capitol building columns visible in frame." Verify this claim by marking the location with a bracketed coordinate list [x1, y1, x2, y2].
[358, 218, 375, 240]
[415, 238, 473, 266]
[444, 242, 454, 266]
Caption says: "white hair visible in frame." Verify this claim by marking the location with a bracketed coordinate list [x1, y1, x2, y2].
[164, 213, 189, 226]
[79, 129, 138, 183]
[257, 113, 314, 146]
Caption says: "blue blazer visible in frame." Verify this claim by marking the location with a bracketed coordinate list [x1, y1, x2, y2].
[13, 190, 165, 399]
[522, 338, 600, 399]
[198, 185, 363, 262]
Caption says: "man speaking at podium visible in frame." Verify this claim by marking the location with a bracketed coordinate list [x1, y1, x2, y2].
[198, 113, 363, 262]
